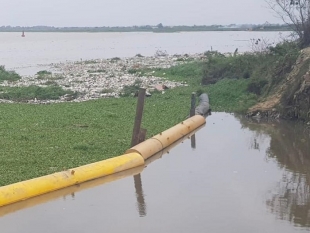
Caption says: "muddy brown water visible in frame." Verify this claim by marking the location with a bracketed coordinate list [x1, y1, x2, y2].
[0, 112, 310, 233]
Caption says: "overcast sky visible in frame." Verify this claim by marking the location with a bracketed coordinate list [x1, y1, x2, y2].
[1, 0, 281, 27]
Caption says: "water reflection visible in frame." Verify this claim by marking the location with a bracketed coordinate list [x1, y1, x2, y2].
[132, 125, 205, 217]
[239, 116, 310, 227]
[0, 166, 144, 218]
[134, 174, 146, 217]
[191, 134, 196, 149]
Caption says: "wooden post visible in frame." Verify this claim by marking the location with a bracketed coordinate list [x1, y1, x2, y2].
[134, 174, 146, 217]
[131, 88, 146, 147]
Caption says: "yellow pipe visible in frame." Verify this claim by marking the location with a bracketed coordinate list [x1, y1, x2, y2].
[0, 153, 144, 207]
[126, 138, 163, 160]
[145, 124, 206, 166]
[0, 166, 144, 217]
[127, 115, 205, 159]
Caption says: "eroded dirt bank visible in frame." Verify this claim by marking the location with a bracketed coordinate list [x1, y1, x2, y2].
[247, 47, 310, 123]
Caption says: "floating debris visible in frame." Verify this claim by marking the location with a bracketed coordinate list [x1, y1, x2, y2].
[0, 53, 207, 104]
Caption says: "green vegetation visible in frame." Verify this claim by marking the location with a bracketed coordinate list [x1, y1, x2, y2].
[87, 69, 105, 73]
[151, 61, 204, 85]
[110, 57, 121, 63]
[83, 60, 98, 64]
[36, 70, 52, 76]
[202, 42, 299, 97]
[0, 66, 21, 82]
[36, 70, 52, 79]
[120, 79, 143, 97]
[144, 62, 257, 112]
[101, 88, 115, 94]
[43, 80, 58, 86]
[0, 85, 74, 102]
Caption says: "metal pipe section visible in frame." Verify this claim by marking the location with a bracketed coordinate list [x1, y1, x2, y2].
[195, 93, 210, 116]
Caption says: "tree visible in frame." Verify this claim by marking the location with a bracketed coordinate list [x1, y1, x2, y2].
[267, 0, 310, 48]
[157, 23, 164, 29]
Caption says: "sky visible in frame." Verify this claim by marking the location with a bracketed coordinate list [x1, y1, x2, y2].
[1, 0, 282, 27]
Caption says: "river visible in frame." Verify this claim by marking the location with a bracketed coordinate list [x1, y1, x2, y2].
[0, 113, 309, 232]
[0, 31, 289, 75]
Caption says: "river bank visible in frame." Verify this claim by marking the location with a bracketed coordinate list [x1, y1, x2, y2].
[0, 50, 258, 186]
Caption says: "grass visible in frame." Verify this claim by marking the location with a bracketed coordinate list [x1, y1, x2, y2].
[150, 61, 205, 85]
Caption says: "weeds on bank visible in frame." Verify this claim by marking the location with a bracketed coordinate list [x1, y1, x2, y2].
[201, 41, 299, 96]
[138, 41, 299, 112]
[0, 66, 21, 82]
[147, 61, 205, 85]
[120, 79, 143, 97]
[0, 85, 74, 101]
[36, 70, 52, 80]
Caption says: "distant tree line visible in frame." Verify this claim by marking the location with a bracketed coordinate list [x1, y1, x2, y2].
[0, 24, 292, 33]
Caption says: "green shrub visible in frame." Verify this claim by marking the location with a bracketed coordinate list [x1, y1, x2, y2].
[101, 88, 114, 94]
[247, 79, 268, 95]
[202, 52, 259, 85]
[128, 69, 139, 74]
[110, 57, 121, 63]
[43, 80, 58, 86]
[201, 42, 299, 97]
[87, 69, 105, 73]
[36, 70, 52, 80]
[84, 60, 98, 64]
[0, 66, 21, 82]
[0, 85, 74, 101]
[120, 79, 142, 97]
[36, 70, 52, 76]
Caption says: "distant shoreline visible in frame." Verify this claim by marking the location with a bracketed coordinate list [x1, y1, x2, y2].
[0, 25, 293, 33]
